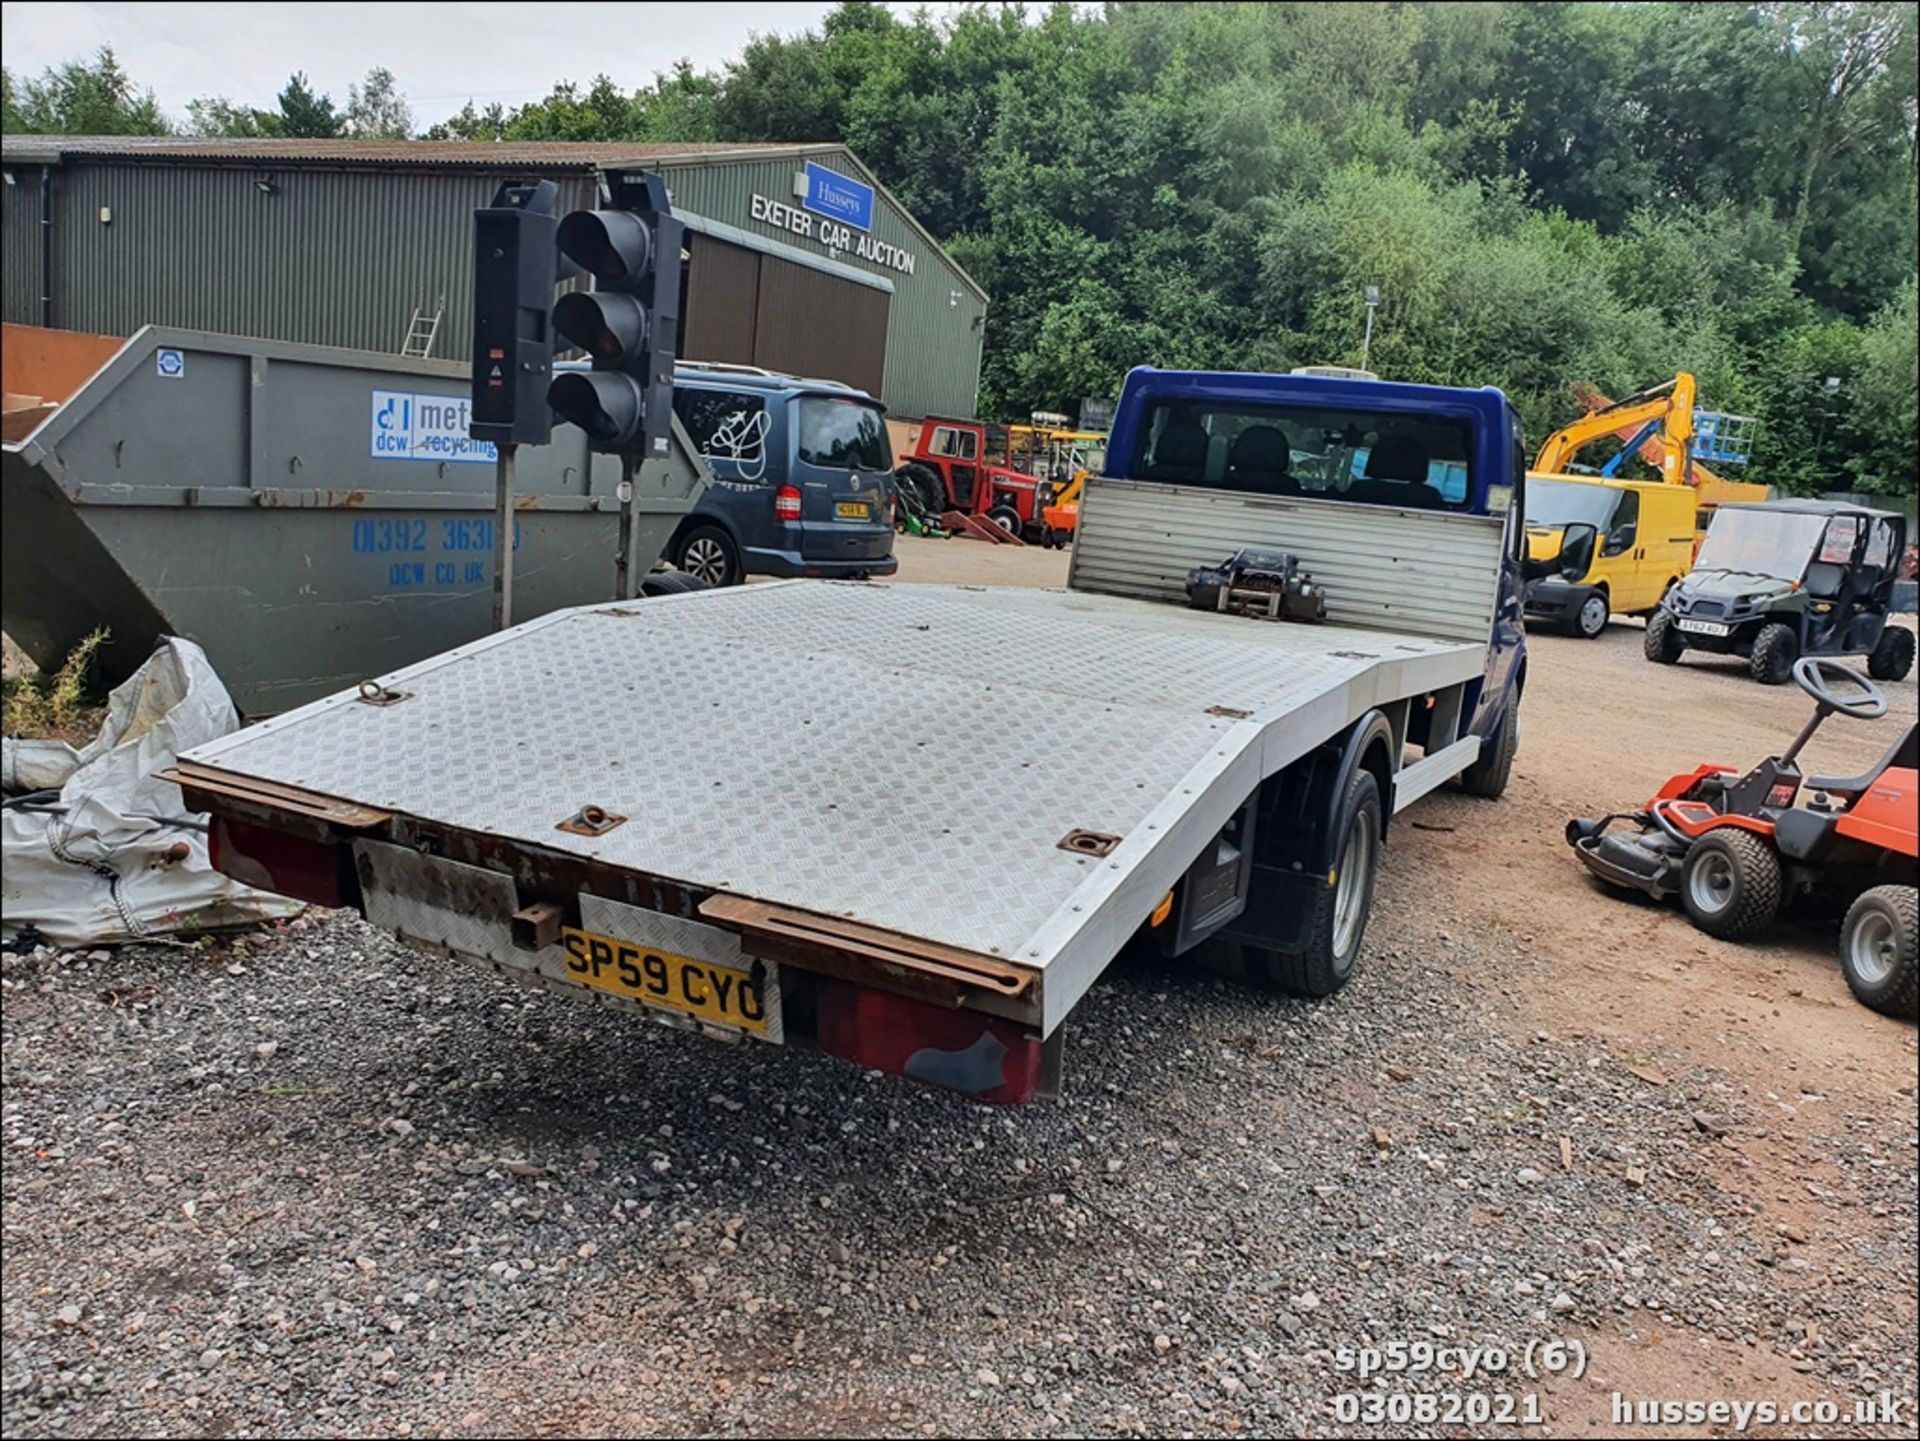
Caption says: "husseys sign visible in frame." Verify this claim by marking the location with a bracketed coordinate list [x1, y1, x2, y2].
[749, 167, 918, 278]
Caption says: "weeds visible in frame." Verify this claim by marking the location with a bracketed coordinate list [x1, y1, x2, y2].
[2, 628, 108, 742]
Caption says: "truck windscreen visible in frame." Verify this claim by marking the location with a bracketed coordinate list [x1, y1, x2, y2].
[1129, 402, 1473, 511]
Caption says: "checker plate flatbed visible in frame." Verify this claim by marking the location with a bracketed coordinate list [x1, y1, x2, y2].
[180, 579, 1483, 1032]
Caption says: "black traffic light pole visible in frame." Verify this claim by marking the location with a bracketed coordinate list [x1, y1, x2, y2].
[470, 171, 682, 613]
[492, 443, 516, 629]
[469, 179, 572, 630]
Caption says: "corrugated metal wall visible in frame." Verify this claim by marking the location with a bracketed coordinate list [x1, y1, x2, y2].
[2, 168, 46, 324]
[654, 152, 985, 419]
[752, 253, 889, 397]
[9, 163, 598, 358]
[3, 147, 984, 418]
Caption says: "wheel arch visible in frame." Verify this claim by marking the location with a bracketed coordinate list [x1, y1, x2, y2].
[666, 511, 743, 556]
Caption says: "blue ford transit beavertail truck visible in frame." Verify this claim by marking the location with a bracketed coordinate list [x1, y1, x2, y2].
[172, 367, 1553, 1103]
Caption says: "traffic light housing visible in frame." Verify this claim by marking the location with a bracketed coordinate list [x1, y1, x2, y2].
[469, 179, 577, 447]
[547, 171, 684, 458]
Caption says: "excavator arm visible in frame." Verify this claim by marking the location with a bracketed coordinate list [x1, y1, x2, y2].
[1534, 373, 1699, 486]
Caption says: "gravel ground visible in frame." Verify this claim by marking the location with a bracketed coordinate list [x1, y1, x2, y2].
[5, 871, 1914, 1437]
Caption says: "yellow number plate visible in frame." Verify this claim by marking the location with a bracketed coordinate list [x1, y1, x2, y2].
[559, 926, 772, 1034]
[835, 501, 871, 519]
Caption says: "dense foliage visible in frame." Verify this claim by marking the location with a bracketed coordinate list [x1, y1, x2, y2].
[6, 6, 1915, 494]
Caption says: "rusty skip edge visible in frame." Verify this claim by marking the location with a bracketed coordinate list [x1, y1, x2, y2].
[160, 762, 1043, 1025]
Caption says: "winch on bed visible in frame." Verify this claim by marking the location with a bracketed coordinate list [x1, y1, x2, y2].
[1186, 549, 1327, 623]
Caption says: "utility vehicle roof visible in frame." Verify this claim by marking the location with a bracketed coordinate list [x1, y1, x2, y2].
[1718, 498, 1903, 521]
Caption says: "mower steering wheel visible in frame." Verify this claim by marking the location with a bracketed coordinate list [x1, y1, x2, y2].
[1792, 656, 1887, 720]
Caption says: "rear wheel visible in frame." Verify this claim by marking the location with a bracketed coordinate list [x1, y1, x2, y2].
[1567, 589, 1609, 639]
[1680, 830, 1781, 940]
[1644, 609, 1685, 664]
[1218, 768, 1383, 998]
[1749, 622, 1798, 684]
[1867, 625, 1915, 682]
[673, 525, 741, 587]
[1457, 698, 1519, 799]
[898, 463, 945, 515]
[1839, 885, 1918, 1018]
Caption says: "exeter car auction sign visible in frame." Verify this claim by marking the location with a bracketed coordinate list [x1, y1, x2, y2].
[749, 167, 918, 278]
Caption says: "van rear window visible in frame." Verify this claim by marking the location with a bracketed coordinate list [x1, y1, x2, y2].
[798, 398, 890, 472]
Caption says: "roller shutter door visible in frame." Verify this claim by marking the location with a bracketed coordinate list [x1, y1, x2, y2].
[681, 236, 889, 399]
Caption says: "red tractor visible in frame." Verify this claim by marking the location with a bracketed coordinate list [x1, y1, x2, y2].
[1568, 657, 1917, 1016]
[895, 417, 1044, 543]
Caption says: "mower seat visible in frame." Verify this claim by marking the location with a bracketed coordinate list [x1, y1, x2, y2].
[1808, 721, 1918, 801]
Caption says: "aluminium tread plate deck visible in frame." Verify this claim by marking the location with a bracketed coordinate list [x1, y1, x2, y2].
[183, 581, 1483, 1028]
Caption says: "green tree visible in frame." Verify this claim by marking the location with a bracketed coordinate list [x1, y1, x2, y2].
[183, 95, 282, 138]
[344, 66, 411, 138]
[2, 46, 166, 134]
[277, 72, 342, 138]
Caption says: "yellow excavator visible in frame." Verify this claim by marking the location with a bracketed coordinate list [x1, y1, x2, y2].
[1532, 372, 1768, 538]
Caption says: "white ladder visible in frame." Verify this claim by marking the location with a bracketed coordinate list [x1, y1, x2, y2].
[400, 300, 443, 358]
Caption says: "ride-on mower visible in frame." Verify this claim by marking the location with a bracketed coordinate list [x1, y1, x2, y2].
[1567, 657, 1917, 1017]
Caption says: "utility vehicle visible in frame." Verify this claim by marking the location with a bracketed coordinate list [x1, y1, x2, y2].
[1645, 500, 1912, 684]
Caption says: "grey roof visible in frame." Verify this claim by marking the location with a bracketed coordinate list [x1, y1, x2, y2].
[1720, 498, 1904, 520]
[0, 135, 812, 171]
[0, 134, 988, 301]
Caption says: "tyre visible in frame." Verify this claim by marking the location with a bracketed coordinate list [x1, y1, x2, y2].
[1867, 625, 1915, 683]
[1644, 609, 1685, 664]
[1565, 588, 1609, 639]
[987, 505, 1022, 536]
[1457, 697, 1519, 799]
[1254, 768, 1385, 998]
[1749, 622, 1798, 684]
[640, 569, 710, 597]
[899, 462, 945, 515]
[672, 525, 741, 587]
[1839, 885, 1918, 1018]
[1679, 830, 1782, 940]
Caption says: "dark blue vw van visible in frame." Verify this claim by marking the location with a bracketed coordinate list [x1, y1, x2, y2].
[664, 363, 899, 586]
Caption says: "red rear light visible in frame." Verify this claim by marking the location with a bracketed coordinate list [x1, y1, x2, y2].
[774, 484, 802, 522]
[814, 979, 1044, 1104]
[209, 816, 350, 909]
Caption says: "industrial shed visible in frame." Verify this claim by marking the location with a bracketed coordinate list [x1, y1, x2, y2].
[0, 136, 987, 421]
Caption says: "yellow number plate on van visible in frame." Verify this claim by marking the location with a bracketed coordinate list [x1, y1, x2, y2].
[835, 501, 871, 519]
[558, 927, 771, 1033]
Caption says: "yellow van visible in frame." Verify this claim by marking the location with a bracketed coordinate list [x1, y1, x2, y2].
[1522, 474, 1697, 638]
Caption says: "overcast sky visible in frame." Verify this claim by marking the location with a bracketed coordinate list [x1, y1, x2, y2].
[0, 2, 956, 128]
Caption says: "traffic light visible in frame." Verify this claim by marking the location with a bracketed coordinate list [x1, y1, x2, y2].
[547, 171, 684, 458]
[469, 179, 578, 447]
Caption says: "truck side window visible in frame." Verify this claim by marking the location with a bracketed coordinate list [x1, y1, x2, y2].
[674, 389, 771, 483]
